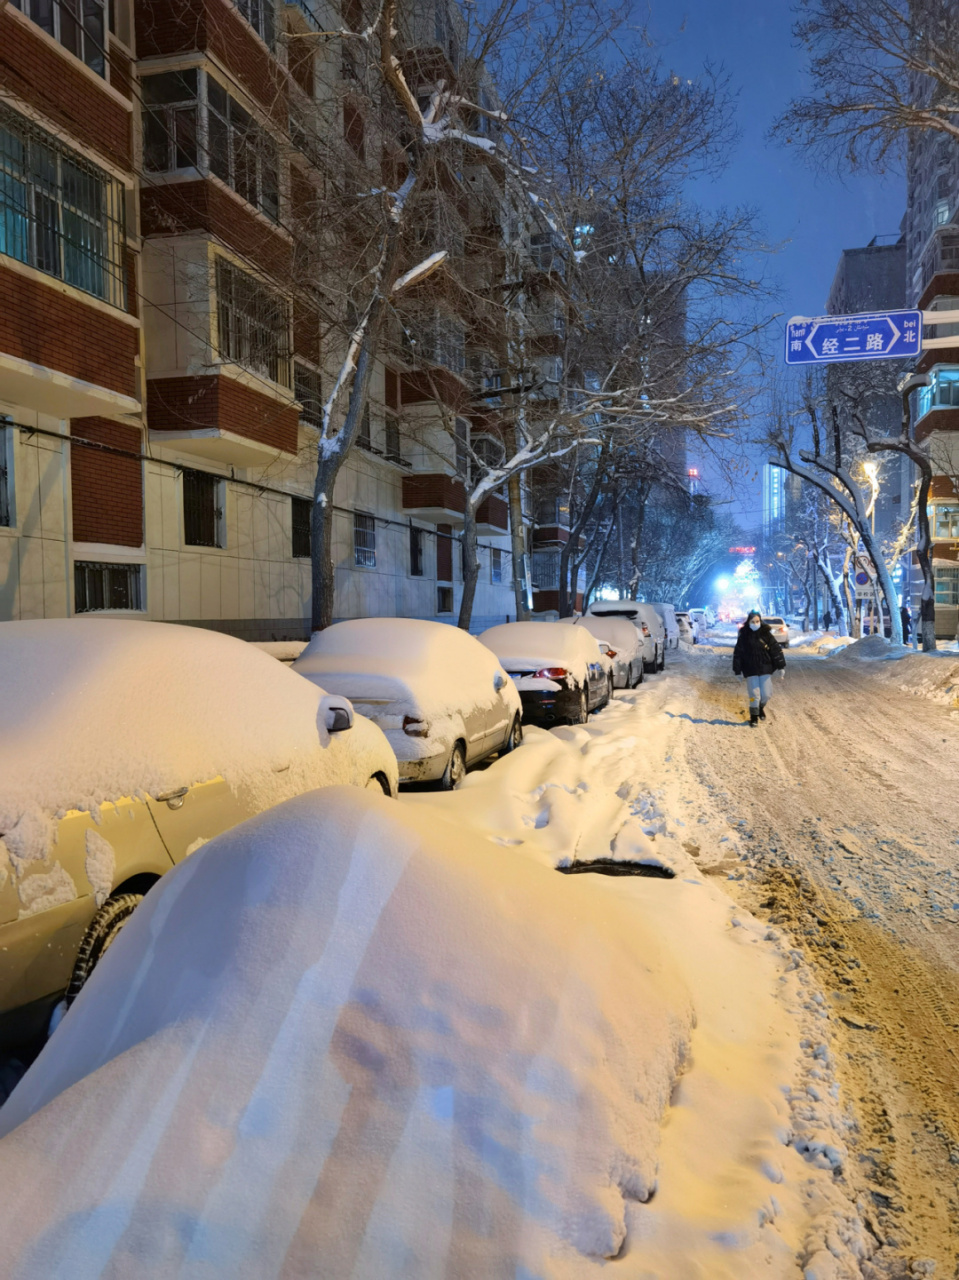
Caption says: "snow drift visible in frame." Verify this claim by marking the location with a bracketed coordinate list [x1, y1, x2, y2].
[0, 787, 692, 1279]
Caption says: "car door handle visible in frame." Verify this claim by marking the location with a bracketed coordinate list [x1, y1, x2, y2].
[155, 786, 188, 809]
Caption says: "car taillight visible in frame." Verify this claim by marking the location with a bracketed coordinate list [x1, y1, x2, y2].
[403, 716, 429, 736]
[533, 666, 568, 680]
[641, 624, 650, 637]
[605, 648, 617, 658]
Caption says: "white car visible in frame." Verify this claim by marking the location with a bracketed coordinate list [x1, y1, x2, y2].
[675, 612, 697, 644]
[651, 603, 680, 650]
[479, 621, 613, 725]
[0, 618, 398, 1052]
[572, 614, 645, 687]
[765, 616, 791, 648]
[587, 601, 665, 673]
[687, 608, 709, 637]
[293, 619, 523, 788]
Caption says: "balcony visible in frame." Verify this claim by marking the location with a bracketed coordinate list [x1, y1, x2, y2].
[476, 492, 508, 534]
[916, 229, 959, 309]
[401, 474, 508, 531]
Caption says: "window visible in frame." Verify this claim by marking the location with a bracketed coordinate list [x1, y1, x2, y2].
[437, 585, 453, 613]
[490, 547, 503, 584]
[0, 418, 12, 528]
[473, 434, 504, 473]
[182, 468, 224, 547]
[141, 72, 278, 220]
[294, 361, 322, 427]
[0, 104, 126, 307]
[935, 566, 959, 605]
[934, 504, 959, 539]
[384, 412, 402, 462]
[235, 0, 274, 47]
[934, 198, 951, 229]
[356, 404, 372, 450]
[216, 258, 289, 385]
[343, 102, 365, 160]
[291, 496, 311, 558]
[74, 561, 144, 612]
[454, 417, 468, 476]
[409, 524, 424, 576]
[10, 0, 106, 75]
[354, 510, 375, 567]
[917, 366, 959, 418]
[143, 71, 199, 173]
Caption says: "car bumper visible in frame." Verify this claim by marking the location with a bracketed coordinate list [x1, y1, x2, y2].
[518, 687, 581, 725]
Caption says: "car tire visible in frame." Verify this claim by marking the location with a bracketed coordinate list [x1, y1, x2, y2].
[66, 892, 144, 1009]
[572, 687, 589, 724]
[502, 716, 523, 753]
[440, 741, 467, 790]
[365, 773, 392, 796]
[605, 675, 614, 706]
[633, 662, 644, 686]
[657, 648, 665, 672]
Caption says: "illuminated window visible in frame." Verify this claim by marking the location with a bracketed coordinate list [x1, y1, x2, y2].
[934, 504, 959, 539]
[934, 566, 959, 605]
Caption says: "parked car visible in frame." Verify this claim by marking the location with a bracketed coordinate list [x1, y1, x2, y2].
[294, 618, 523, 789]
[765, 616, 791, 648]
[479, 622, 613, 725]
[572, 614, 645, 688]
[0, 618, 399, 1050]
[675, 612, 697, 644]
[651, 603, 680, 649]
[687, 608, 709, 637]
[587, 601, 666, 673]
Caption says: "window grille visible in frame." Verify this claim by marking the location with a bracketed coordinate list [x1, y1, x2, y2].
[182, 468, 224, 547]
[0, 419, 11, 528]
[384, 412, 402, 462]
[437, 585, 453, 613]
[409, 524, 424, 576]
[216, 258, 289, 386]
[294, 362, 322, 427]
[354, 511, 375, 567]
[291, 496, 311, 557]
[10, 0, 106, 75]
[208, 79, 278, 219]
[454, 417, 469, 476]
[0, 104, 126, 308]
[356, 404, 371, 450]
[74, 561, 144, 612]
[935, 566, 959, 606]
[490, 547, 503, 584]
[143, 70, 199, 173]
[235, 0, 274, 46]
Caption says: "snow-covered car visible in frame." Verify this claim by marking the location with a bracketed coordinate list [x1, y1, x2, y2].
[0, 619, 398, 1050]
[687, 608, 709, 638]
[479, 621, 613, 724]
[293, 618, 523, 788]
[765, 616, 791, 648]
[675, 612, 698, 644]
[651, 602, 680, 649]
[586, 601, 665, 673]
[572, 614, 645, 687]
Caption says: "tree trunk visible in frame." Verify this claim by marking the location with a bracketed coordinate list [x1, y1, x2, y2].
[507, 471, 529, 621]
[458, 505, 480, 630]
[914, 466, 937, 651]
[858, 523, 903, 645]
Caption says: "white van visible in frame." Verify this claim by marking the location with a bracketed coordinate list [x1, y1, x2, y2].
[587, 601, 665, 673]
[651, 603, 680, 650]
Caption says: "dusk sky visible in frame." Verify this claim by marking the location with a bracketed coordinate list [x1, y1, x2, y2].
[647, 0, 905, 532]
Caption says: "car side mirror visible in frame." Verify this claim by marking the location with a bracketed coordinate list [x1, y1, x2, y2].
[320, 694, 354, 733]
[494, 671, 507, 691]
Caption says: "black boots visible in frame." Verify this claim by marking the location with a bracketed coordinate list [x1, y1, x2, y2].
[758, 704, 767, 721]
[749, 711, 759, 727]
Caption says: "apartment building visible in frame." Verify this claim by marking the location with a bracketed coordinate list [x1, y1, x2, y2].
[0, 0, 532, 637]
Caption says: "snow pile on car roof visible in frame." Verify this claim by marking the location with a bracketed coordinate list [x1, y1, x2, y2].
[479, 621, 602, 682]
[0, 619, 330, 827]
[573, 614, 641, 654]
[295, 617, 518, 715]
[0, 787, 692, 1276]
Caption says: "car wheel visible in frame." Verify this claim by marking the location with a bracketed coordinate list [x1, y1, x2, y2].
[633, 662, 644, 686]
[657, 648, 665, 672]
[440, 742, 467, 790]
[572, 686, 589, 724]
[502, 716, 523, 753]
[605, 675, 614, 705]
[365, 773, 392, 796]
[65, 892, 144, 1009]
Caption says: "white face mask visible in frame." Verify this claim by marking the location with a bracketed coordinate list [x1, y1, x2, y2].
[749, 620, 761, 631]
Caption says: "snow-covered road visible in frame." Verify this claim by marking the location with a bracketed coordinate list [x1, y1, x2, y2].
[651, 640, 959, 1271]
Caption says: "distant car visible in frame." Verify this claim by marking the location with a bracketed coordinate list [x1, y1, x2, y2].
[479, 622, 613, 725]
[675, 612, 697, 644]
[294, 618, 523, 789]
[651, 603, 680, 649]
[687, 608, 709, 637]
[0, 619, 398, 1050]
[586, 601, 665, 673]
[572, 614, 645, 688]
[765, 616, 790, 647]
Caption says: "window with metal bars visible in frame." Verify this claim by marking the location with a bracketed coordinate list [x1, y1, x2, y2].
[235, 0, 274, 46]
[384, 412, 402, 462]
[291, 496, 311, 557]
[142, 70, 199, 174]
[490, 547, 503, 584]
[216, 258, 289, 386]
[356, 403, 371, 450]
[0, 103, 126, 307]
[409, 524, 424, 576]
[10, 0, 106, 75]
[182, 468, 224, 547]
[208, 78, 278, 220]
[0, 419, 11, 528]
[74, 561, 144, 612]
[353, 511, 375, 567]
[294, 361, 322, 427]
[935, 566, 959, 606]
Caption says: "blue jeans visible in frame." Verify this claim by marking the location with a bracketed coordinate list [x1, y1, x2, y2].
[746, 674, 772, 712]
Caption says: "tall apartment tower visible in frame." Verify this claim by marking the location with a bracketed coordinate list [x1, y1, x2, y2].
[904, 127, 959, 637]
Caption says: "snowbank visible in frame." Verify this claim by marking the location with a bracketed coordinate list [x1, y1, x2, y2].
[0, 788, 692, 1278]
[479, 620, 602, 683]
[829, 634, 959, 707]
[0, 619, 350, 833]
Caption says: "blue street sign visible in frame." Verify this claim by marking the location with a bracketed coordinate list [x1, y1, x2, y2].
[784, 310, 922, 365]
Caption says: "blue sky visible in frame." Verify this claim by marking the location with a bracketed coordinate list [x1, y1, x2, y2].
[646, 0, 905, 530]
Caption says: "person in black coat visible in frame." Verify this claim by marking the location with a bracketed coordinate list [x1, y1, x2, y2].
[732, 610, 786, 727]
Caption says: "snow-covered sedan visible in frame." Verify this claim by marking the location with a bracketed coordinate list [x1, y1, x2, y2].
[675, 612, 697, 644]
[0, 619, 398, 1053]
[586, 601, 665, 673]
[765, 616, 791, 648]
[571, 614, 645, 687]
[293, 619, 523, 789]
[479, 621, 613, 725]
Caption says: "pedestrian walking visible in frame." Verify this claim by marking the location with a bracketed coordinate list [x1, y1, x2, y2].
[900, 603, 912, 645]
[732, 610, 786, 727]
